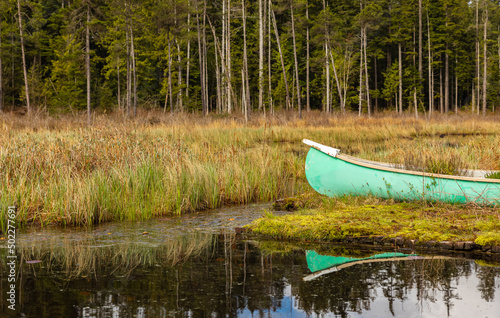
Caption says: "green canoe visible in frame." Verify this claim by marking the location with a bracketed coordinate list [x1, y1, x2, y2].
[303, 139, 500, 205]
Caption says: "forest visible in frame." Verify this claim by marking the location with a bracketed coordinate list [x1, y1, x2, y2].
[1, 0, 500, 119]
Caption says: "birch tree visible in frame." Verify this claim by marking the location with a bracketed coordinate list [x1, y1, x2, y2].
[0, 13, 3, 112]
[258, 0, 264, 113]
[242, 0, 250, 119]
[271, 1, 291, 110]
[86, 3, 91, 124]
[482, 0, 488, 116]
[17, 0, 30, 114]
[305, 0, 310, 112]
[290, 0, 301, 118]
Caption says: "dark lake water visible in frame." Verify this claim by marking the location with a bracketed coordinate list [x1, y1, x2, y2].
[1, 203, 500, 317]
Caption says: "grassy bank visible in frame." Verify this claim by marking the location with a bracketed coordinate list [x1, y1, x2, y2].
[250, 195, 500, 246]
[1, 110, 499, 231]
[0, 120, 305, 229]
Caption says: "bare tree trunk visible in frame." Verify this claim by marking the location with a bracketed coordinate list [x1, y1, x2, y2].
[476, 0, 480, 114]
[271, 6, 290, 111]
[196, 6, 206, 114]
[176, 40, 183, 111]
[363, 27, 370, 117]
[472, 83, 475, 114]
[387, 49, 392, 110]
[343, 49, 352, 111]
[374, 55, 378, 113]
[215, 38, 221, 113]
[126, 27, 131, 116]
[455, 57, 458, 114]
[227, 0, 232, 114]
[323, 0, 329, 112]
[359, 33, 363, 116]
[201, 4, 208, 112]
[306, 1, 310, 112]
[439, 65, 443, 113]
[86, 5, 91, 124]
[207, 15, 237, 112]
[427, 10, 432, 117]
[418, 0, 422, 83]
[418, 0, 422, 117]
[329, 51, 344, 112]
[258, 0, 264, 112]
[11, 19, 14, 111]
[242, 69, 248, 122]
[325, 42, 330, 112]
[117, 62, 121, 110]
[290, 1, 301, 118]
[483, 1, 488, 116]
[413, 27, 417, 118]
[130, 26, 137, 117]
[242, 0, 250, 116]
[186, 10, 191, 101]
[358, 1, 363, 116]
[17, 0, 30, 114]
[398, 42, 403, 114]
[167, 36, 173, 113]
[268, 0, 272, 115]
[445, 42, 449, 113]
[0, 14, 3, 112]
[222, 0, 227, 111]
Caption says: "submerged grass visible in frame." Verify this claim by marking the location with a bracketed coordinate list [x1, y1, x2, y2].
[1, 110, 499, 231]
[250, 194, 500, 246]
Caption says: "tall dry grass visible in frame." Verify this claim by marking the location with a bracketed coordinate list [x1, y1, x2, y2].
[1, 110, 499, 230]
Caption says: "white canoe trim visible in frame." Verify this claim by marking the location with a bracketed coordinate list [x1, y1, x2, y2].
[303, 139, 500, 183]
[302, 139, 340, 157]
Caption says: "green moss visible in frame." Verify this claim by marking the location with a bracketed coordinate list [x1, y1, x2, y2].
[475, 232, 500, 246]
[250, 199, 500, 247]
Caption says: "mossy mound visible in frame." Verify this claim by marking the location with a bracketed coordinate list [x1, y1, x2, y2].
[250, 201, 500, 248]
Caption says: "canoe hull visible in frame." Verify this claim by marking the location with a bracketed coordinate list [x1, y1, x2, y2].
[305, 147, 499, 205]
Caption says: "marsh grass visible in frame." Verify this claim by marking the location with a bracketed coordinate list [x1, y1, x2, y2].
[395, 142, 468, 175]
[0, 126, 306, 228]
[1, 110, 499, 231]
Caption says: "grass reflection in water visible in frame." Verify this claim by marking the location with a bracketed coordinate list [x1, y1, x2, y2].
[1, 233, 500, 317]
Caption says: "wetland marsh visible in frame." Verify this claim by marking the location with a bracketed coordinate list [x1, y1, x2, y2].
[1, 112, 500, 317]
[1, 111, 499, 229]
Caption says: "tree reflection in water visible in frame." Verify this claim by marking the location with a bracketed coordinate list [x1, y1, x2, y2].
[1, 233, 499, 317]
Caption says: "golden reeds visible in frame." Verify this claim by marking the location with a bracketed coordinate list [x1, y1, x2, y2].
[1, 110, 499, 230]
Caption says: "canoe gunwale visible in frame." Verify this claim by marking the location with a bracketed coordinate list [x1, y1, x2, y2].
[303, 139, 500, 184]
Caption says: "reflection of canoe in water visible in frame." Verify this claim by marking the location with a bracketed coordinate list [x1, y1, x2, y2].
[302, 139, 500, 205]
[304, 250, 418, 281]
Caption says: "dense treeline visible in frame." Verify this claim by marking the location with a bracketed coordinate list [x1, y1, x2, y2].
[1, 0, 500, 119]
